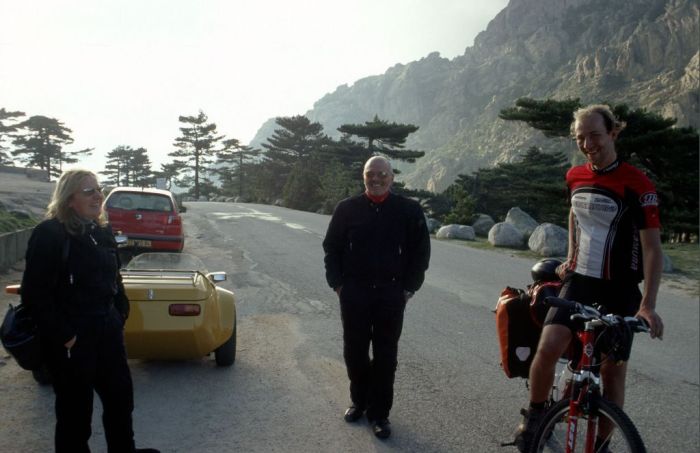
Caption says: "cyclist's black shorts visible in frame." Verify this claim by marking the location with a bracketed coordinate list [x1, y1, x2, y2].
[544, 271, 642, 330]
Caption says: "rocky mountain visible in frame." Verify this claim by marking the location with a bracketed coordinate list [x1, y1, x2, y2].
[250, 0, 699, 192]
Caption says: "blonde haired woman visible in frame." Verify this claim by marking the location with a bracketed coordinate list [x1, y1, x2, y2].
[21, 169, 158, 453]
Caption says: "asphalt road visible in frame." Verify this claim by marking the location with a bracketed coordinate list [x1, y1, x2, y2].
[0, 201, 697, 452]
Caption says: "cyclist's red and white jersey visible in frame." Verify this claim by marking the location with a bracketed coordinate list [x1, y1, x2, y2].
[567, 160, 660, 282]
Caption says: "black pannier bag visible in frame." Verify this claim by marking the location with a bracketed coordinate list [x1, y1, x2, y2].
[1, 303, 42, 370]
[495, 281, 562, 379]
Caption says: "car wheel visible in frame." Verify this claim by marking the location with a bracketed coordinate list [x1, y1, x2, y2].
[32, 364, 53, 385]
[214, 320, 236, 366]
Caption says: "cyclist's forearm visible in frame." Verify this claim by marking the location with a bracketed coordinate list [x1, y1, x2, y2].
[640, 228, 663, 310]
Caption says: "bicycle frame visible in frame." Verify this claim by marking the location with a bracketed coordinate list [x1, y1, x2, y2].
[563, 318, 606, 453]
[532, 296, 649, 453]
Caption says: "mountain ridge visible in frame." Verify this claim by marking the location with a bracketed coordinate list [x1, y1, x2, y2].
[250, 0, 699, 192]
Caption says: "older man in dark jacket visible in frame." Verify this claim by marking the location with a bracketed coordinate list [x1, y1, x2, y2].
[323, 155, 431, 439]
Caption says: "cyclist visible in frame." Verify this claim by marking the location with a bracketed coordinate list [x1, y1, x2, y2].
[513, 104, 664, 452]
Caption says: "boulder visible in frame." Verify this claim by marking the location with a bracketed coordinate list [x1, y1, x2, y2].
[528, 223, 568, 257]
[436, 224, 475, 241]
[662, 253, 674, 273]
[488, 222, 524, 248]
[505, 207, 539, 239]
[472, 214, 495, 237]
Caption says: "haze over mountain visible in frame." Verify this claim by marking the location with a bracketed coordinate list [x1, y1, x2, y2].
[250, 0, 699, 192]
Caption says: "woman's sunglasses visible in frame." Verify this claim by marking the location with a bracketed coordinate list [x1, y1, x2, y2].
[79, 186, 104, 196]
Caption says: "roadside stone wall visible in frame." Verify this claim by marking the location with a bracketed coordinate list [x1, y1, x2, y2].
[0, 228, 32, 272]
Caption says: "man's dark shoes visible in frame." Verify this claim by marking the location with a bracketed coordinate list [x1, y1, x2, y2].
[371, 418, 391, 439]
[344, 405, 365, 422]
[509, 407, 545, 452]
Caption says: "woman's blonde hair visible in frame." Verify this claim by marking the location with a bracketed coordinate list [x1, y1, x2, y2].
[571, 104, 627, 136]
[46, 169, 106, 235]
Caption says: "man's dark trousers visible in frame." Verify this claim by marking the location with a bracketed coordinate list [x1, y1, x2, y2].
[339, 280, 406, 420]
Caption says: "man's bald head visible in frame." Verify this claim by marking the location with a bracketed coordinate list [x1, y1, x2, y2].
[363, 155, 394, 197]
[363, 155, 393, 173]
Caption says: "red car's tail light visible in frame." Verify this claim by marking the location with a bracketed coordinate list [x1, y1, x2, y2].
[168, 304, 201, 316]
[168, 215, 182, 225]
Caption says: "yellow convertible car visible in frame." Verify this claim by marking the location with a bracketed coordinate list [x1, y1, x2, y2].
[121, 252, 237, 366]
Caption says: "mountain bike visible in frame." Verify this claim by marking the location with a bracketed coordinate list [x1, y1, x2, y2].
[529, 296, 650, 453]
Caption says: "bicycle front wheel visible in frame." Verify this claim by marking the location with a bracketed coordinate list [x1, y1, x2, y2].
[529, 397, 646, 453]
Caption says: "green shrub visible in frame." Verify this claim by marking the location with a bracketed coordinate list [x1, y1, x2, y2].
[0, 207, 38, 234]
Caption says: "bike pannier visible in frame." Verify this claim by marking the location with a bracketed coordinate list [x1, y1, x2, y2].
[495, 286, 537, 378]
[495, 281, 563, 379]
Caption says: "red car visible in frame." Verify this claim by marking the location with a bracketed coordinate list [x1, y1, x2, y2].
[105, 187, 184, 252]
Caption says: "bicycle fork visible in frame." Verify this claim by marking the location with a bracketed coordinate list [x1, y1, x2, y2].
[565, 384, 599, 453]
[565, 325, 599, 453]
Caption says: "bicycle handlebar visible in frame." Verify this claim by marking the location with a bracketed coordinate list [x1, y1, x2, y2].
[624, 316, 650, 333]
[545, 296, 601, 318]
[544, 296, 650, 333]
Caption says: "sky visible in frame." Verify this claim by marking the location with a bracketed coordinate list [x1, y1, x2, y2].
[0, 0, 509, 172]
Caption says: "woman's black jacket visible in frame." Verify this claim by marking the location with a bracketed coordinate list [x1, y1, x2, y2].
[20, 218, 129, 345]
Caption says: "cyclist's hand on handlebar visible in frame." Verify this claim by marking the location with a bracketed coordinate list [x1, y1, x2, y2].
[635, 307, 664, 340]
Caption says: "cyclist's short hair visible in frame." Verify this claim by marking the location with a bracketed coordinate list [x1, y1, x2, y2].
[571, 104, 626, 136]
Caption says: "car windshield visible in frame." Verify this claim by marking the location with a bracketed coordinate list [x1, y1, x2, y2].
[125, 253, 207, 272]
[106, 192, 173, 212]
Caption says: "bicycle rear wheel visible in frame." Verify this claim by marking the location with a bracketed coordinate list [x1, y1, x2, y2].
[529, 397, 646, 452]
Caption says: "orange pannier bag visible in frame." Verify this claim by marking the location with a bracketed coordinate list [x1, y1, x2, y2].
[495, 282, 562, 379]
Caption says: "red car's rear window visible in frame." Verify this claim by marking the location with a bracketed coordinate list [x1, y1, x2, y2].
[106, 192, 174, 212]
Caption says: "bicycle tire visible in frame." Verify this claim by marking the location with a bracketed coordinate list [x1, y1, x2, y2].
[529, 397, 646, 453]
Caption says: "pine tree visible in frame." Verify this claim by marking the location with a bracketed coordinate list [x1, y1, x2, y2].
[170, 110, 222, 199]
[101, 146, 153, 187]
[337, 115, 424, 162]
[498, 98, 583, 138]
[318, 159, 362, 213]
[154, 161, 186, 190]
[443, 148, 570, 225]
[102, 146, 133, 186]
[217, 138, 259, 198]
[0, 108, 25, 165]
[260, 115, 329, 208]
[129, 148, 154, 187]
[12, 115, 92, 180]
